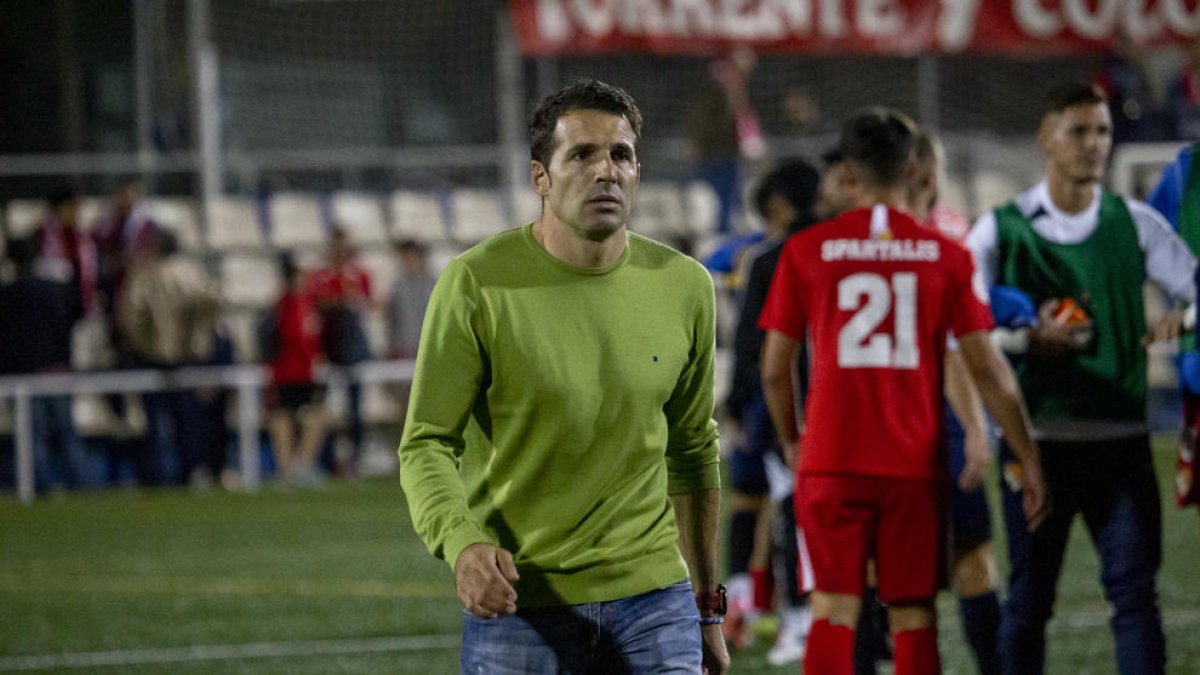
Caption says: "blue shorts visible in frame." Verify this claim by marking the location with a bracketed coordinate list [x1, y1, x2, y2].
[729, 396, 775, 495]
[945, 402, 993, 557]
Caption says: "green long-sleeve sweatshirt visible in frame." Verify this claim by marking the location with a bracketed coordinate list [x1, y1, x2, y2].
[398, 224, 722, 607]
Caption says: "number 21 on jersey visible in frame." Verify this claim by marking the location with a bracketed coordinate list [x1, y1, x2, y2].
[837, 272, 918, 369]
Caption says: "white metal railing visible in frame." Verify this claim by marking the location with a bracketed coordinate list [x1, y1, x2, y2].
[0, 359, 415, 505]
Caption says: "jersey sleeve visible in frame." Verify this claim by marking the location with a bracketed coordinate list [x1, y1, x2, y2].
[948, 245, 995, 337]
[757, 238, 807, 340]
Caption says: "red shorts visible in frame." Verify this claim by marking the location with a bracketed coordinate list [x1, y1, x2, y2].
[795, 474, 944, 604]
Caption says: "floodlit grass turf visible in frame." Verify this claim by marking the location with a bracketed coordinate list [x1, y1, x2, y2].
[0, 436, 1197, 674]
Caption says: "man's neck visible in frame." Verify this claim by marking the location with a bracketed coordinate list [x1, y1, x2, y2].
[533, 217, 626, 269]
[853, 185, 911, 213]
[1046, 174, 1098, 215]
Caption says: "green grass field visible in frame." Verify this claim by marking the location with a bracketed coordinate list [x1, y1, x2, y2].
[1, 436, 1198, 674]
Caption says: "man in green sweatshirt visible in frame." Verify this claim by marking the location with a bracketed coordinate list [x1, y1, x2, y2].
[399, 80, 729, 674]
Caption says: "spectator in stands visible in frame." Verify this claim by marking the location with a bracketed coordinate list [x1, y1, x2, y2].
[307, 227, 372, 477]
[119, 228, 221, 486]
[686, 45, 764, 234]
[1167, 38, 1200, 140]
[0, 236, 87, 493]
[92, 178, 161, 428]
[192, 323, 236, 491]
[386, 240, 436, 359]
[93, 178, 158, 321]
[265, 253, 327, 487]
[34, 185, 98, 317]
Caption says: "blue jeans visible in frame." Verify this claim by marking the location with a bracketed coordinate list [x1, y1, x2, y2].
[998, 435, 1165, 675]
[460, 580, 701, 674]
[31, 395, 87, 492]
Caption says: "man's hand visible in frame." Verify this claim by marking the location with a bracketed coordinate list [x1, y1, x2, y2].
[957, 430, 990, 492]
[1144, 309, 1187, 345]
[454, 542, 519, 619]
[701, 623, 730, 674]
[1029, 299, 1092, 357]
[1019, 460, 1050, 532]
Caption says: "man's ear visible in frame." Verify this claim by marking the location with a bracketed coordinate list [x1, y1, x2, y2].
[531, 160, 550, 196]
[1035, 113, 1056, 153]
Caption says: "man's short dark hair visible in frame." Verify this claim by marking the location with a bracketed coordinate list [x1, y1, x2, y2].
[529, 80, 643, 167]
[1042, 81, 1107, 119]
[752, 158, 821, 222]
[394, 239, 426, 255]
[837, 107, 917, 188]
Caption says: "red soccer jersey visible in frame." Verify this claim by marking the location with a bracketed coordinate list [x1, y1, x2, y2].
[271, 290, 322, 384]
[307, 263, 373, 304]
[759, 205, 993, 480]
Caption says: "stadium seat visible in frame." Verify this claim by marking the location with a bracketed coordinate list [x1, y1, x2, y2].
[5, 199, 48, 237]
[208, 197, 265, 250]
[449, 188, 508, 244]
[144, 198, 201, 250]
[330, 191, 388, 245]
[220, 253, 282, 309]
[269, 191, 326, 249]
[390, 190, 447, 243]
[76, 198, 104, 233]
[632, 182, 688, 242]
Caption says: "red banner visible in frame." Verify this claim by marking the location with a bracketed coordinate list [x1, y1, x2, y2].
[510, 0, 1200, 56]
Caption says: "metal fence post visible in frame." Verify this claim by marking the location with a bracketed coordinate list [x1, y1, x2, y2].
[236, 373, 261, 492]
[14, 387, 35, 504]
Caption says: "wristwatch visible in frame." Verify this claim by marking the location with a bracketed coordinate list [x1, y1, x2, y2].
[694, 583, 727, 616]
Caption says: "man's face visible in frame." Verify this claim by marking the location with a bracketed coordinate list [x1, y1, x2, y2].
[1039, 102, 1112, 185]
[815, 162, 855, 220]
[533, 109, 640, 241]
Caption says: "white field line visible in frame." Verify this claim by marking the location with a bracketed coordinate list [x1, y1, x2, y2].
[0, 634, 460, 672]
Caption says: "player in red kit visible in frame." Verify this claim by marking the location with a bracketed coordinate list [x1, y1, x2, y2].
[758, 108, 1048, 675]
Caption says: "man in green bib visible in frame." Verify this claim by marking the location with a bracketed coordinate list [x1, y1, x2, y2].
[967, 82, 1196, 675]
[399, 80, 729, 674]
